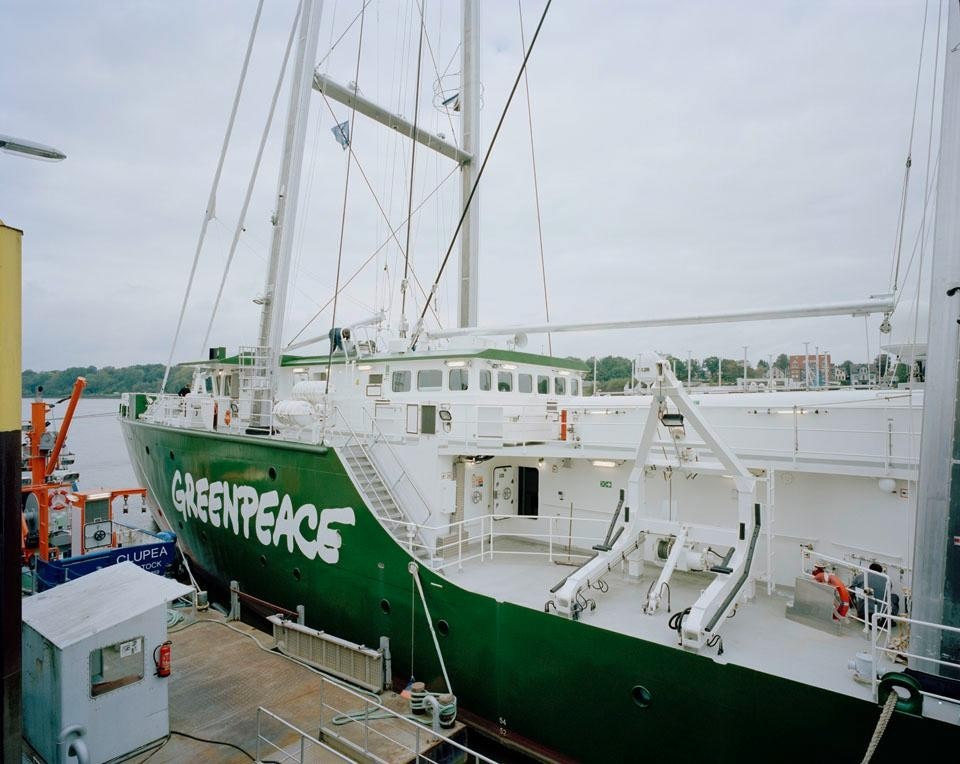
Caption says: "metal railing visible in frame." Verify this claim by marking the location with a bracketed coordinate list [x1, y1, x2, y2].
[869, 615, 960, 708]
[316, 674, 498, 764]
[362, 510, 612, 572]
[331, 406, 432, 530]
[256, 706, 353, 763]
[799, 548, 894, 640]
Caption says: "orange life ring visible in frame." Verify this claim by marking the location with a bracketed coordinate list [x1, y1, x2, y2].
[224, 408, 232, 426]
[813, 571, 851, 618]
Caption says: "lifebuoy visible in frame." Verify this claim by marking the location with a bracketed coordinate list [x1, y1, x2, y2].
[813, 570, 851, 618]
[224, 408, 232, 426]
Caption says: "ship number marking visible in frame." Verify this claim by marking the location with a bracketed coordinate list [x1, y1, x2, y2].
[170, 470, 356, 564]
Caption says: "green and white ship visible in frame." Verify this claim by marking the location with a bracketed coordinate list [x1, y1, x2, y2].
[121, 2, 960, 760]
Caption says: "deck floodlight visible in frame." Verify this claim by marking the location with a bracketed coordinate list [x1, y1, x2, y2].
[660, 412, 684, 428]
[0, 134, 66, 161]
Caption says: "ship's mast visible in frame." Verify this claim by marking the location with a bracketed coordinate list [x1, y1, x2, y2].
[910, 0, 960, 675]
[457, 0, 481, 328]
[257, 0, 324, 386]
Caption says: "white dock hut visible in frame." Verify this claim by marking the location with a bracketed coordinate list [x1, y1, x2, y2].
[21, 561, 192, 763]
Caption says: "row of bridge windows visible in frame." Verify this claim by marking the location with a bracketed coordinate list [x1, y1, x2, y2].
[390, 369, 579, 396]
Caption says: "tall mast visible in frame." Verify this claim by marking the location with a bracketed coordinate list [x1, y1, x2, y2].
[910, 0, 960, 675]
[257, 0, 324, 377]
[457, 0, 480, 328]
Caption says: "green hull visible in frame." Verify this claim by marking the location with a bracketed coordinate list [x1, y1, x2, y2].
[121, 420, 959, 761]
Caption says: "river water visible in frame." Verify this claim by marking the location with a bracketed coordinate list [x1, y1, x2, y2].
[21, 396, 135, 489]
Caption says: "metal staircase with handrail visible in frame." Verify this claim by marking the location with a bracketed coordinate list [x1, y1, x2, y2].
[332, 410, 432, 561]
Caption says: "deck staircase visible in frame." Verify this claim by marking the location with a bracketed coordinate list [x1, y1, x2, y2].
[338, 441, 431, 561]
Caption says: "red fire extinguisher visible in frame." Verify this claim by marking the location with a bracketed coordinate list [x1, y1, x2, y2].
[154, 641, 172, 677]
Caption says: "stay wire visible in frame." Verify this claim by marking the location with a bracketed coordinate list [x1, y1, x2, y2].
[415, 0, 460, 148]
[409, 0, 554, 348]
[324, 4, 368, 394]
[400, 1, 428, 332]
[316, 0, 374, 70]
[907, 0, 944, 383]
[201, 1, 302, 354]
[284, 163, 459, 347]
[314, 91, 443, 327]
[518, 0, 552, 355]
[890, 0, 931, 295]
[160, 0, 264, 392]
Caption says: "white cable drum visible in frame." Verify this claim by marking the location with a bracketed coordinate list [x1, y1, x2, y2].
[273, 399, 316, 430]
[291, 380, 329, 405]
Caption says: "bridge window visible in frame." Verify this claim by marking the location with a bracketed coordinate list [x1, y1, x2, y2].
[537, 375, 549, 394]
[555, 377, 566, 395]
[449, 368, 469, 391]
[392, 370, 411, 392]
[418, 369, 443, 390]
[497, 372, 513, 392]
[518, 373, 532, 393]
[571, 378, 580, 396]
[480, 369, 492, 391]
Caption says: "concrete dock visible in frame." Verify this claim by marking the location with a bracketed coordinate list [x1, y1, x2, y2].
[121, 611, 468, 763]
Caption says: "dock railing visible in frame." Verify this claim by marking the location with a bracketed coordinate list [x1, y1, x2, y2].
[256, 706, 353, 763]
[315, 673, 499, 764]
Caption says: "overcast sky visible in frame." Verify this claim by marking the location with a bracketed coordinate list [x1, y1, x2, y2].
[1, 1, 941, 372]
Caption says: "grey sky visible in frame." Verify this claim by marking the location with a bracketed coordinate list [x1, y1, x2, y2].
[1, 1, 938, 372]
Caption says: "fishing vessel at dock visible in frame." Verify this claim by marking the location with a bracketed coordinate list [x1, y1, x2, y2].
[21, 379, 176, 591]
[121, 2, 960, 760]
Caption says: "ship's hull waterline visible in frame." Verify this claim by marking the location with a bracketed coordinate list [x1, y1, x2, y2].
[121, 419, 955, 762]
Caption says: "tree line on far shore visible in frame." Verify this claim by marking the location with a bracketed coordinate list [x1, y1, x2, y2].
[21, 365, 193, 398]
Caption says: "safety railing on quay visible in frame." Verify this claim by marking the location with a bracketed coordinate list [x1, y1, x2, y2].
[315, 674, 499, 764]
[255, 706, 353, 763]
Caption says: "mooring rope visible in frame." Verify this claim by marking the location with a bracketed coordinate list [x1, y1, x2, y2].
[861, 690, 898, 764]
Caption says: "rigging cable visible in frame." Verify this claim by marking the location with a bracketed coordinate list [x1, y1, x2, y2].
[316, 0, 374, 71]
[160, 0, 264, 392]
[314, 91, 443, 326]
[323, 2, 368, 400]
[284, 163, 460, 349]
[408, 0, 554, 350]
[200, 1, 302, 354]
[400, 1, 429, 335]
[518, 0, 552, 355]
[907, 0, 944, 385]
[416, 0, 460, 148]
[890, 0, 931, 297]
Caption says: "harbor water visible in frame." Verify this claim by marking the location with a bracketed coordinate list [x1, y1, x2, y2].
[21, 396, 135, 491]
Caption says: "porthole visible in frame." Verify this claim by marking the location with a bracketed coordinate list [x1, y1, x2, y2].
[259, 555, 267, 567]
[145, 445, 150, 455]
[293, 567, 302, 581]
[436, 619, 450, 637]
[169, 450, 175, 461]
[631, 685, 652, 708]
[380, 599, 391, 615]
[268, 467, 277, 481]
[199, 530, 207, 542]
